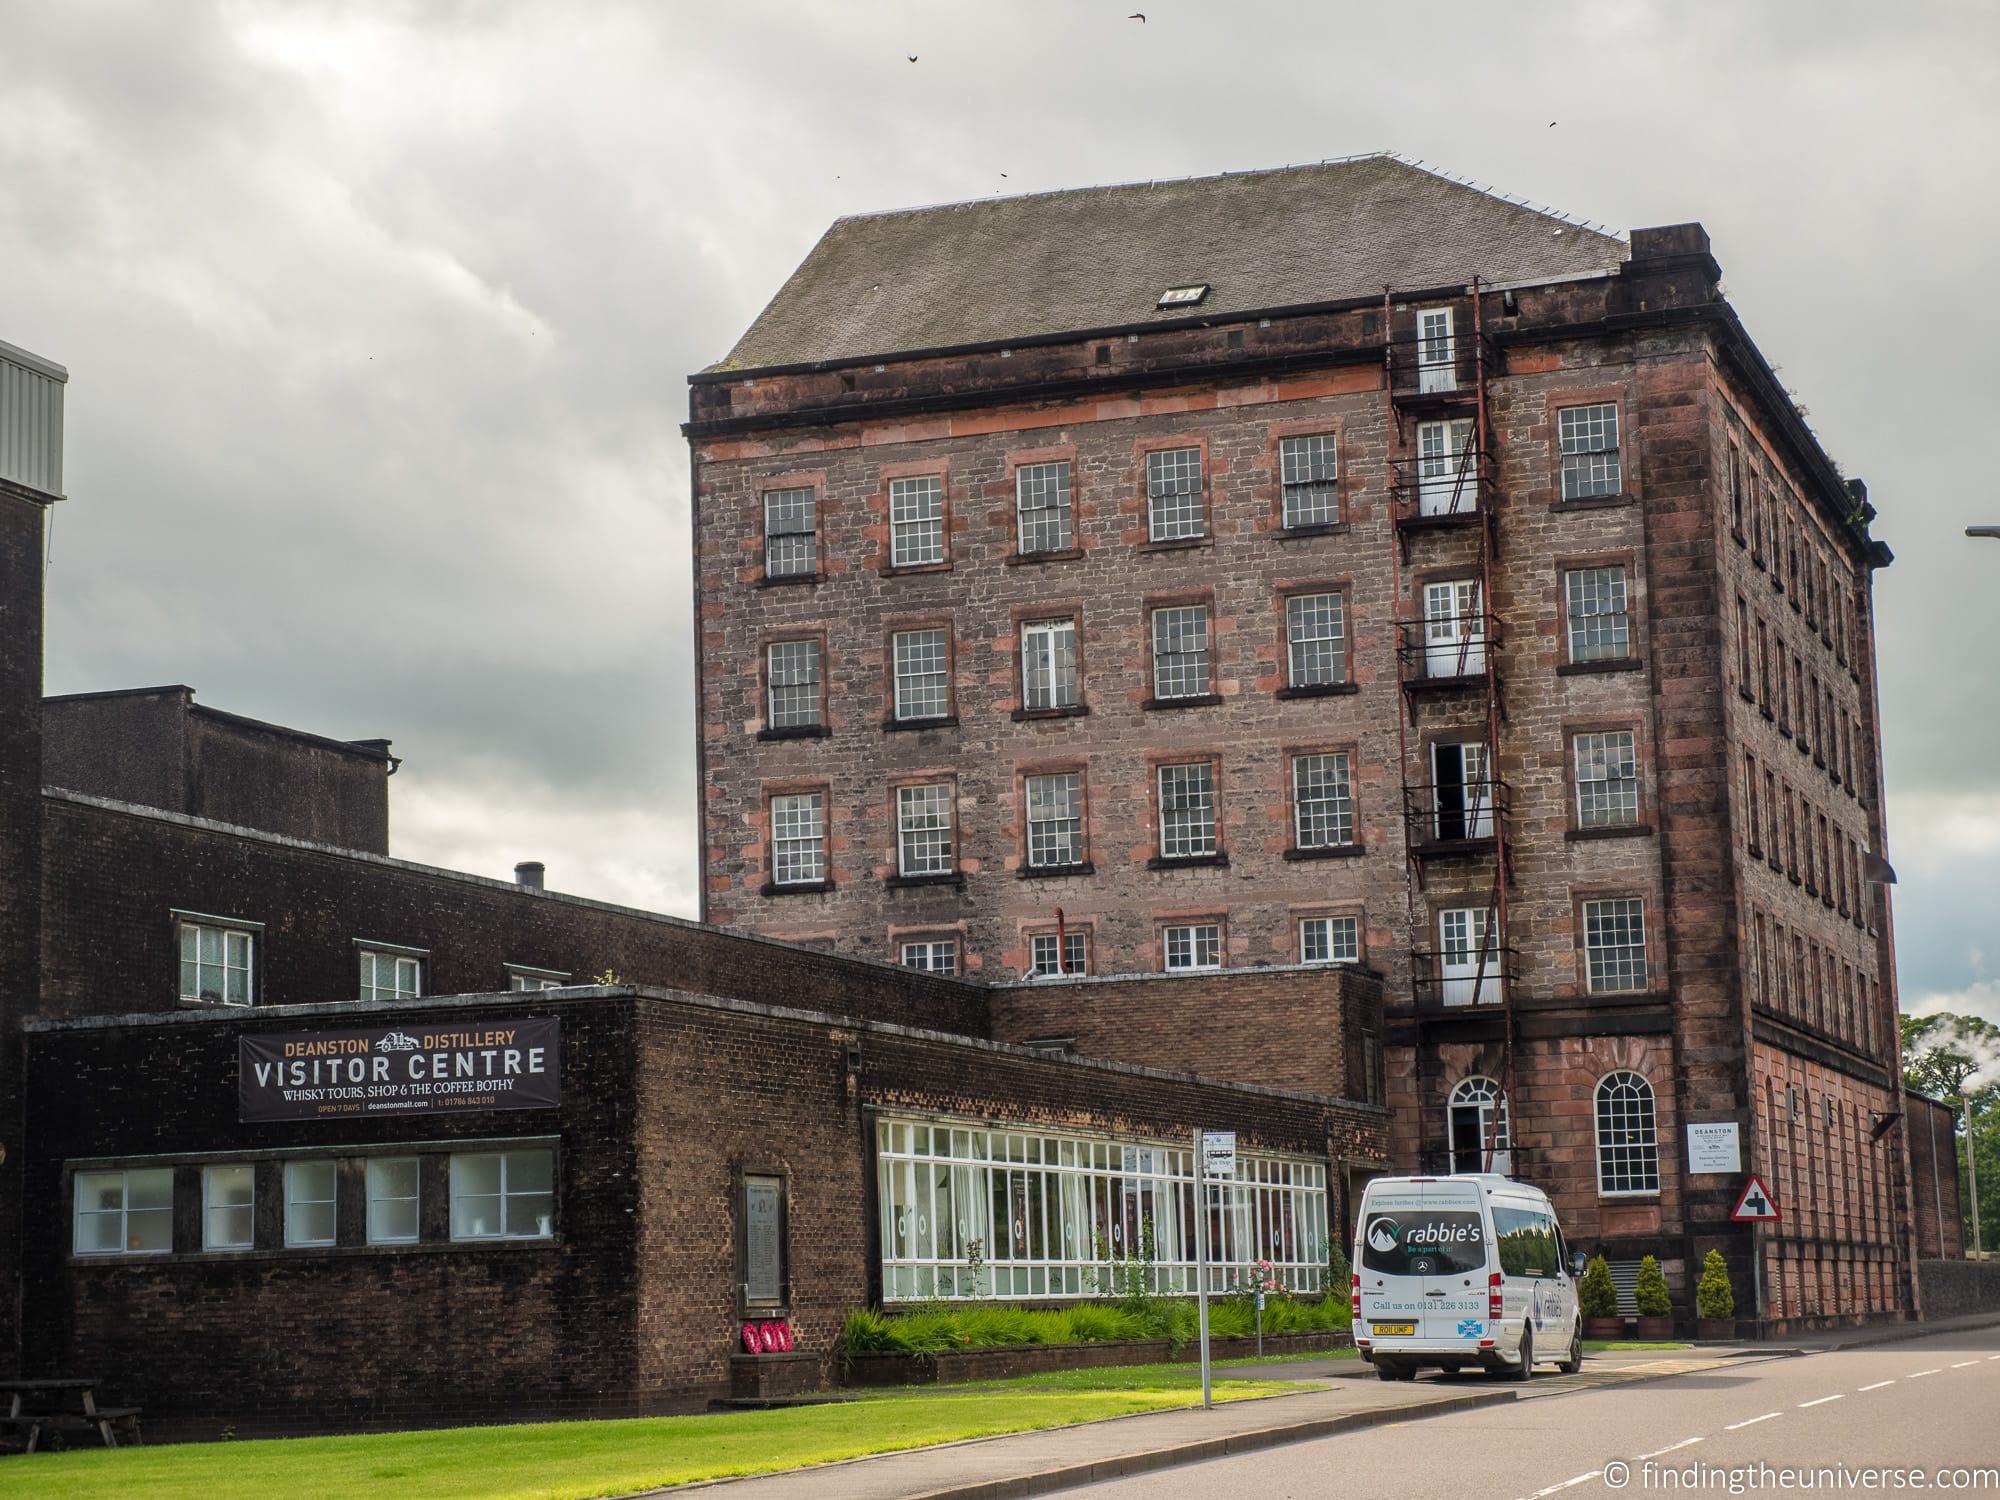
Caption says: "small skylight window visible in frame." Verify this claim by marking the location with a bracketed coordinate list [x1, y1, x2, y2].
[1157, 284, 1210, 309]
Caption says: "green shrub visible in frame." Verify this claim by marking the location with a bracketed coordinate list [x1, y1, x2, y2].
[1696, 1249, 1735, 1320]
[1206, 1300, 1255, 1339]
[836, 1308, 900, 1354]
[1063, 1303, 1149, 1343]
[1578, 1255, 1619, 1319]
[1325, 1240, 1352, 1292]
[1634, 1255, 1673, 1317]
[1144, 1298, 1200, 1351]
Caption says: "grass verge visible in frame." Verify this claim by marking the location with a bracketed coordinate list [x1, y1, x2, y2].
[1582, 1340, 1694, 1352]
[0, 1365, 1309, 1500]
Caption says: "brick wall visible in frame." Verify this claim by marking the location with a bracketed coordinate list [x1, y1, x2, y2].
[24, 986, 1386, 1432]
[987, 964, 1380, 1100]
[1907, 1091, 1965, 1260]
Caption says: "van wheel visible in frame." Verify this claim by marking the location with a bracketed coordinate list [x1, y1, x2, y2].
[1508, 1325, 1534, 1381]
[1375, 1361, 1414, 1382]
[1559, 1322, 1584, 1375]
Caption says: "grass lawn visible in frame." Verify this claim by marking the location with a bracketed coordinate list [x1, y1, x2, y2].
[0, 1363, 1308, 1500]
[1583, 1340, 1694, 1352]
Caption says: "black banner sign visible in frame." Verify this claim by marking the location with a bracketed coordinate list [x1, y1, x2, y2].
[239, 1017, 561, 1122]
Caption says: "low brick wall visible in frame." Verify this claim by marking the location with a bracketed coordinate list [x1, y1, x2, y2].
[840, 1329, 1350, 1386]
[1920, 1259, 2000, 1320]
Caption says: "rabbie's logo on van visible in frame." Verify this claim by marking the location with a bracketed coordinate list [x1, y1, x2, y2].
[1367, 1215, 1481, 1253]
[1367, 1219, 1403, 1255]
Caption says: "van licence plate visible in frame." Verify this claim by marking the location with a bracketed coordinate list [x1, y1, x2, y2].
[1371, 1322, 1415, 1337]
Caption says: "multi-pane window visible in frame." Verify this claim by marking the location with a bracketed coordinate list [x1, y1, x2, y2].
[1574, 731, 1640, 828]
[203, 1164, 255, 1250]
[358, 949, 422, 1003]
[284, 1160, 338, 1248]
[1594, 1072, 1661, 1195]
[1146, 447, 1205, 541]
[874, 1116, 1329, 1301]
[1292, 752, 1354, 850]
[1279, 434, 1339, 528]
[766, 639, 822, 730]
[889, 475, 945, 567]
[1300, 915, 1360, 965]
[1029, 931, 1089, 978]
[900, 939, 959, 975]
[891, 629, 951, 721]
[1025, 772, 1084, 869]
[1558, 403, 1622, 500]
[1565, 566, 1630, 662]
[1284, 592, 1347, 687]
[179, 919, 254, 1006]
[770, 791, 827, 886]
[1151, 605, 1212, 700]
[896, 783, 955, 877]
[763, 487, 817, 578]
[367, 1157, 421, 1245]
[73, 1168, 173, 1256]
[1020, 618, 1079, 710]
[508, 970, 568, 991]
[1016, 461, 1074, 554]
[450, 1149, 555, 1241]
[1583, 898, 1648, 993]
[1157, 762, 1217, 859]
[1163, 923, 1222, 972]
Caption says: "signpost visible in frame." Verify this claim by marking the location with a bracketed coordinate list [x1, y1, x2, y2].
[1192, 1130, 1236, 1410]
[1730, 1174, 1781, 1222]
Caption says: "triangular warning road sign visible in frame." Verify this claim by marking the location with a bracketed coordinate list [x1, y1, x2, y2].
[1730, 1174, 1781, 1222]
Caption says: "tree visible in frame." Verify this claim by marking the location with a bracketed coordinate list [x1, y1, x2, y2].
[1902, 1011, 2000, 1254]
[1696, 1249, 1734, 1320]
[1634, 1254, 1672, 1317]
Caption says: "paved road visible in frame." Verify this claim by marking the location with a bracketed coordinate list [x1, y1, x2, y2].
[1068, 1326, 2000, 1498]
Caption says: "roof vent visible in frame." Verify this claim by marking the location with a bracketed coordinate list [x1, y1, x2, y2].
[514, 861, 545, 893]
[1157, 283, 1210, 309]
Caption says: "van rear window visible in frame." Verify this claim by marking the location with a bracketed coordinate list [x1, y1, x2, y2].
[1360, 1209, 1488, 1276]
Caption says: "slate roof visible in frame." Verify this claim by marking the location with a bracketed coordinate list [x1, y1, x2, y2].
[715, 155, 1627, 372]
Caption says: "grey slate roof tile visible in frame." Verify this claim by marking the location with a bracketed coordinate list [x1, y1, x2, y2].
[716, 155, 1627, 372]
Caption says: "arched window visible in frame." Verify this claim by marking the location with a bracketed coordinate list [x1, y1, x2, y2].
[1594, 1071, 1660, 1195]
[1447, 1076, 1512, 1175]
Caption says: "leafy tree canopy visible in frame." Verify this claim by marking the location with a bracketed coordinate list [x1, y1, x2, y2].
[1902, 1011, 2000, 1111]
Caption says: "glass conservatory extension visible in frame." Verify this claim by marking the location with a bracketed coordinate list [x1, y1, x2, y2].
[875, 1115, 1330, 1302]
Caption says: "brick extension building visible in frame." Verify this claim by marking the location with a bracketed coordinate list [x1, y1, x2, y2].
[0, 335, 1386, 1432]
[687, 157, 1911, 1326]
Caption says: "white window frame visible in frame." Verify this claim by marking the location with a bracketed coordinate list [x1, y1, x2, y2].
[1448, 1076, 1513, 1175]
[1163, 923, 1222, 972]
[177, 915, 256, 1006]
[1020, 618, 1079, 711]
[1150, 605, 1211, 700]
[765, 638, 823, 730]
[507, 966, 569, 991]
[1028, 930, 1089, 978]
[1279, 434, 1339, 529]
[449, 1149, 556, 1242]
[1574, 730, 1640, 828]
[1565, 566, 1631, 662]
[762, 487, 817, 577]
[358, 947, 424, 1003]
[203, 1163, 256, 1252]
[1015, 460, 1074, 554]
[1291, 752, 1354, 850]
[72, 1167, 174, 1257]
[900, 938, 959, 975]
[1583, 897, 1649, 993]
[1594, 1071, 1661, 1196]
[1284, 592, 1347, 688]
[1416, 307, 1456, 393]
[1558, 403, 1622, 500]
[889, 474, 946, 567]
[366, 1157, 422, 1246]
[770, 791, 827, 887]
[1157, 762, 1218, 860]
[891, 628, 951, 722]
[896, 783, 956, 878]
[284, 1160, 339, 1248]
[1145, 447, 1205, 541]
[1299, 915, 1359, 966]
[1024, 772, 1084, 870]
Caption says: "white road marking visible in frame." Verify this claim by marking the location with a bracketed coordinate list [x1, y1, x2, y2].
[1520, 1471, 1604, 1500]
[1639, 1438, 1704, 1458]
[1799, 1394, 1844, 1408]
[1909, 1369, 1942, 1378]
[1726, 1412, 1781, 1430]
[1951, 1361, 1979, 1369]
[1858, 1380, 1896, 1391]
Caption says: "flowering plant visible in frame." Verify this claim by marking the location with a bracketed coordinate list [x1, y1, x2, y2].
[1230, 1257, 1283, 1299]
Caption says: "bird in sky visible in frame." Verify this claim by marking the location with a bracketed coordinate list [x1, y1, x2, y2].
[1129, 12, 1146, 21]
[908, 54, 918, 62]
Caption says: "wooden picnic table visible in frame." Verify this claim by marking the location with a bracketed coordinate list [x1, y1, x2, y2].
[0, 1377, 142, 1452]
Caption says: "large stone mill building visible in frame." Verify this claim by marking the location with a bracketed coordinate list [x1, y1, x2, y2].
[686, 156, 1909, 1325]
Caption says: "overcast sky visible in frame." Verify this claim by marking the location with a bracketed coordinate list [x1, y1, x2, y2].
[5, 0, 1996, 1023]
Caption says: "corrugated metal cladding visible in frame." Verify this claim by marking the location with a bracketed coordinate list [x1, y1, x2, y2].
[0, 338, 68, 498]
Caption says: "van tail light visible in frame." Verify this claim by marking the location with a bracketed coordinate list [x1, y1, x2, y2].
[1351, 1272, 1362, 1320]
[1488, 1271, 1504, 1321]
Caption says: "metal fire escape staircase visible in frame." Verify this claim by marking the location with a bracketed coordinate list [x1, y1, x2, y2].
[1383, 281, 1519, 1178]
